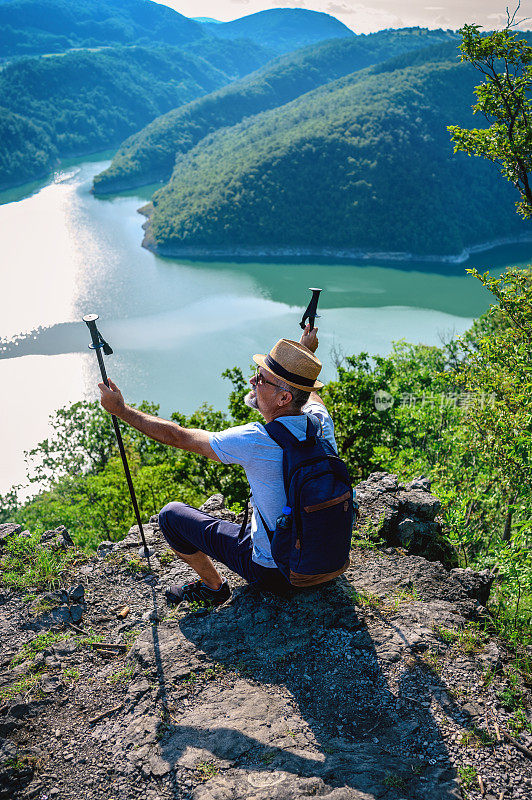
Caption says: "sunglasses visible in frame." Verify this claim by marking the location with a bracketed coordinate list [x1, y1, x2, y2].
[254, 368, 282, 389]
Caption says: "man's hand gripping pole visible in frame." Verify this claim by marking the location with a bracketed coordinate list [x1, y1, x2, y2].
[83, 314, 154, 560]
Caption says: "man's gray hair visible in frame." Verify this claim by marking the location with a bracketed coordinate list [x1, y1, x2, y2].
[276, 378, 311, 411]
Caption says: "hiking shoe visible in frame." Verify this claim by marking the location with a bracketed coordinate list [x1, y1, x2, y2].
[165, 578, 231, 606]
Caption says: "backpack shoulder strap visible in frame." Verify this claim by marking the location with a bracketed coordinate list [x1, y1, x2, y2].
[238, 497, 274, 543]
[265, 414, 322, 448]
[305, 414, 322, 439]
[264, 419, 300, 450]
[255, 505, 274, 542]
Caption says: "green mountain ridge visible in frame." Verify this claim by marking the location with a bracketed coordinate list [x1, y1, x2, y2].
[0, 1, 358, 62]
[0, 0, 206, 59]
[198, 7, 354, 55]
[0, 40, 272, 191]
[93, 29, 458, 194]
[142, 52, 527, 258]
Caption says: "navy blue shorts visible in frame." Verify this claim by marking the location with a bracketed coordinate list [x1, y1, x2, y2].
[158, 501, 292, 595]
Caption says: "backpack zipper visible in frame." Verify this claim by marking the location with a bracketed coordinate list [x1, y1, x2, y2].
[286, 453, 347, 488]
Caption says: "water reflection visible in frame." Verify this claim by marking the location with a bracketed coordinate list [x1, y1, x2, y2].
[0, 158, 529, 496]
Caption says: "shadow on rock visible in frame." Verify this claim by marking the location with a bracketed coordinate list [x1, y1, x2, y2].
[129, 575, 464, 799]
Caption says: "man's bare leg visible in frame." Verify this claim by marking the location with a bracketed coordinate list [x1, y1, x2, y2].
[171, 549, 223, 590]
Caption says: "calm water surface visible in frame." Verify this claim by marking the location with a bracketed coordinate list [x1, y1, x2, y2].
[1, 158, 531, 495]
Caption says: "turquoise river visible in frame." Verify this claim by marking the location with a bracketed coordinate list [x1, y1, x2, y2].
[1, 157, 531, 496]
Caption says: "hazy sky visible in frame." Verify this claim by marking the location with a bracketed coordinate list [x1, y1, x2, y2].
[159, 1, 532, 33]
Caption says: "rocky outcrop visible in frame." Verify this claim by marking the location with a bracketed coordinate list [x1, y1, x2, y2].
[0, 486, 530, 800]
[354, 472, 457, 566]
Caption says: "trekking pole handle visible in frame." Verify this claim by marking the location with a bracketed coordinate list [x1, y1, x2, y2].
[83, 314, 113, 384]
[300, 287, 322, 330]
[83, 314, 107, 382]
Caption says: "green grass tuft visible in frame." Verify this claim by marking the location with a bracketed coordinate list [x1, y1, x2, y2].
[0, 532, 79, 590]
[11, 632, 72, 666]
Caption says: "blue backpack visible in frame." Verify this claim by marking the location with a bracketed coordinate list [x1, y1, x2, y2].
[258, 414, 355, 587]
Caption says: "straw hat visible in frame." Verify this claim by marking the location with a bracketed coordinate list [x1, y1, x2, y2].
[253, 339, 323, 392]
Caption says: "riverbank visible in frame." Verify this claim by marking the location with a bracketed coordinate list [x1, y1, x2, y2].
[140, 207, 532, 266]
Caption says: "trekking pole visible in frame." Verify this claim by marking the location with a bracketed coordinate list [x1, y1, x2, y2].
[300, 287, 322, 331]
[83, 314, 154, 561]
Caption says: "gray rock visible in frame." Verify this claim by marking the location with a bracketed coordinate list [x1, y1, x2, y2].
[1, 508, 523, 800]
[8, 702, 31, 719]
[40, 675, 63, 694]
[69, 604, 83, 623]
[409, 476, 432, 491]
[41, 525, 74, 549]
[199, 493, 238, 522]
[142, 610, 160, 623]
[0, 523, 22, 545]
[450, 567, 495, 605]
[126, 679, 150, 701]
[120, 522, 160, 550]
[354, 473, 455, 566]
[52, 642, 78, 659]
[49, 606, 72, 625]
[0, 736, 34, 798]
[68, 584, 85, 603]
[462, 701, 484, 718]
[97, 540, 117, 556]
[56, 525, 74, 546]
[55, 589, 69, 604]
[397, 489, 441, 521]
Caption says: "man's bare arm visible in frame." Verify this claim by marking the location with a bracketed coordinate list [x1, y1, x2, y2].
[98, 380, 221, 461]
[299, 325, 327, 408]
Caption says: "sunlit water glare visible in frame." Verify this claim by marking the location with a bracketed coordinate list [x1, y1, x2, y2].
[1, 158, 530, 496]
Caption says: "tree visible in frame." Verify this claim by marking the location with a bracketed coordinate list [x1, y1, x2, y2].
[447, 6, 532, 218]
[452, 266, 532, 510]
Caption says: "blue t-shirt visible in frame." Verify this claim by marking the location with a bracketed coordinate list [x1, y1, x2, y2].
[209, 402, 337, 568]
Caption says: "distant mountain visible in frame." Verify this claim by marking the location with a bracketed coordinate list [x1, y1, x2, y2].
[199, 8, 354, 55]
[94, 28, 457, 193]
[193, 18, 222, 24]
[142, 45, 528, 259]
[0, 40, 273, 190]
[0, 0, 206, 59]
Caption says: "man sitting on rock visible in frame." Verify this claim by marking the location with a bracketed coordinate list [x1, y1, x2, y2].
[98, 325, 336, 606]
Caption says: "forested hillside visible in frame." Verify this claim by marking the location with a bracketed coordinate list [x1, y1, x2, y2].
[0, 107, 56, 186]
[0, 0, 359, 61]
[199, 7, 353, 54]
[142, 45, 527, 258]
[0, 0, 206, 58]
[94, 28, 458, 193]
[0, 41, 272, 190]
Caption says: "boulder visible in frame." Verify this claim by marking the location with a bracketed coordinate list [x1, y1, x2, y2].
[450, 567, 495, 605]
[354, 473, 456, 567]
[41, 525, 74, 550]
[199, 493, 238, 522]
